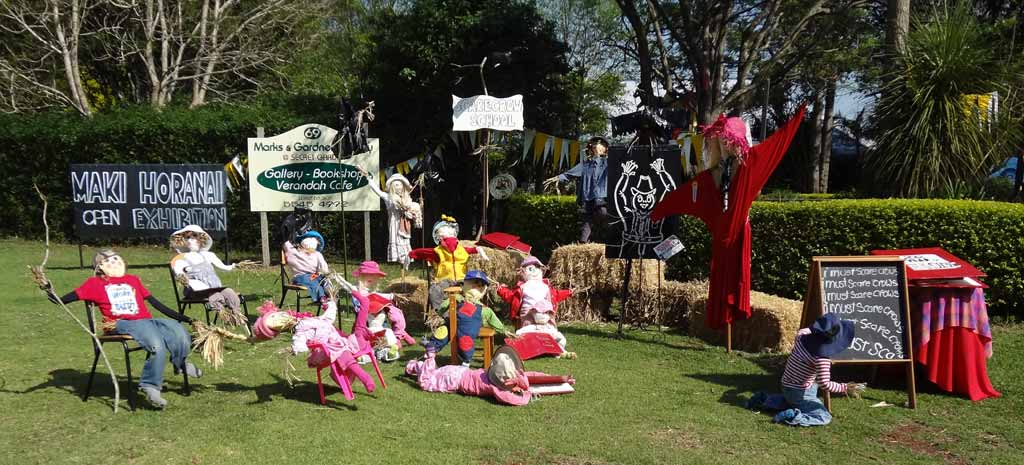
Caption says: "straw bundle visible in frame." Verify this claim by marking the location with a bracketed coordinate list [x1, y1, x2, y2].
[462, 241, 522, 286]
[384, 276, 429, 320]
[191, 321, 249, 369]
[555, 290, 612, 323]
[623, 280, 704, 328]
[686, 283, 803, 353]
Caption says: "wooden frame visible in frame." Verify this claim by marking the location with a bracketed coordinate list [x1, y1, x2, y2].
[802, 256, 917, 411]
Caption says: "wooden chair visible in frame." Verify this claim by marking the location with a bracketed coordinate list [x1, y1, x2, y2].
[279, 250, 316, 311]
[167, 264, 250, 330]
[445, 286, 496, 369]
[82, 302, 190, 411]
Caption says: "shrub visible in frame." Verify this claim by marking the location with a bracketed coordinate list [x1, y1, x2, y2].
[505, 195, 1024, 320]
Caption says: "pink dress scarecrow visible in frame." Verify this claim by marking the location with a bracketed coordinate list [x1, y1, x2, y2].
[253, 296, 376, 400]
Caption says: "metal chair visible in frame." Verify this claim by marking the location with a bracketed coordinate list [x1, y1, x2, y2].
[279, 250, 316, 311]
[167, 264, 250, 330]
[82, 302, 190, 411]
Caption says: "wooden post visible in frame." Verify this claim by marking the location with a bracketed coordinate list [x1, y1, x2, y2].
[726, 322, 732, 353]
[78, 242, 85, 269]
[257, 127, 270, 267]
[363, 211, 371, 261]
[615, 258, 633, 338]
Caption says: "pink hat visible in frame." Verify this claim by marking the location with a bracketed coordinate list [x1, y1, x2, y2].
[352, 261, 387, 277]
[701, 114, 751, 158]
[520, 256, 545, 268]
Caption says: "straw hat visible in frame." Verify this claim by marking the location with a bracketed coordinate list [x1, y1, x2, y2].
[487, 346, 525, 391]
[385, 173, 413, 191]
[170, 225, 213, 252]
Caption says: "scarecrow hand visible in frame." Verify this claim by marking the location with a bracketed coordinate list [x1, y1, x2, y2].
[502, 329, 516, 338]
[477, 248, 490, 261]
[542, 176, 560, 190]
[44, 281, 61, 305]
[846, 382, 866, 399]
[356, 166, 370, 179]
[176, 273, 190, 287]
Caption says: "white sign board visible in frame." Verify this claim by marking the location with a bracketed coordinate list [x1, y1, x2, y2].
[247, 124, 380, 212]
[901, 254, 961, 271]
[653, 235, 685, 261]
[452, 94, 524, 131]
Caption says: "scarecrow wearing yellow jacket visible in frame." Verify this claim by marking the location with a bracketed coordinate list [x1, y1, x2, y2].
[409, 215, 489, 310]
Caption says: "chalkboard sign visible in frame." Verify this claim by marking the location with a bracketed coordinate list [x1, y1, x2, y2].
[801, 256, 917, 409]
[605, 144, 681, 259]
[70, 164, 227, 240]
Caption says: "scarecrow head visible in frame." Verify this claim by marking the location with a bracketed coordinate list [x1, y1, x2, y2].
[432, 214, 459, 244]
[93, 249, 126, 278]
[586, 136, 609, 159]
[518, 256, 546, 282]
[296, 231, 325, 253]
[701, 114, 750, 170]
[487, 346, 528, 393]
[462, 270, 490, 304]
[252, 301, 301, 341]
[386, 173, 413, 197]
[169, 225, 213, 253]
[630, 175, 658, 212]
[352, 261, 387, 290]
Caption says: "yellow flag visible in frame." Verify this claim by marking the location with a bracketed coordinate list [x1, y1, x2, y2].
[551, 137, 564, 169]
[533, 133, 548, 164]
[568, 141, 580, 167]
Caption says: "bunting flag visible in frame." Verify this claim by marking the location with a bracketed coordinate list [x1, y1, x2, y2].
[224, 155, 246, 192]
[568, 141, 580, 168]
[532, 132, 548, 163]
[522, 129, 535, 161]
[551, 137, 564, 170]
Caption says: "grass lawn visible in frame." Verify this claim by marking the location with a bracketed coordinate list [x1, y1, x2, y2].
[1, 238, 1021, 465]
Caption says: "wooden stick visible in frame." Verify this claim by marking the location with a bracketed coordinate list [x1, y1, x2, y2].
[32, 185, 121, 413]
[726, 322, 732, 353]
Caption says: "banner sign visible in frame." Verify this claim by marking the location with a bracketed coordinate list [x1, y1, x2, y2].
[69, 164, 227, 240]
[247, 124, 380, 212]
[452, 94, 524, 131]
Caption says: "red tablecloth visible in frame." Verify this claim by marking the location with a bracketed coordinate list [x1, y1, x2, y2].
[911, 287, 1001, 401]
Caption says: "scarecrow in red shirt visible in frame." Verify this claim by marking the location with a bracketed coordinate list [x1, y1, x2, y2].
[496, 256, 577, 360]
[651, 106, 806, 330]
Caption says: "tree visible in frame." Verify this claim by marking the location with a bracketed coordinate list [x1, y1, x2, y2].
[0, 0, 98, 116]
[613, 0, 871, 124]
[887, 0, 911, 54]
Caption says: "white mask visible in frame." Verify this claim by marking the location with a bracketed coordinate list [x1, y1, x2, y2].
[300, 237, 319, 251]
[186, 238, 201, 252]
[521, 265, 544, 281]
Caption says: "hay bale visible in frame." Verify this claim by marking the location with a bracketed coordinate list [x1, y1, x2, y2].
[462, 241, 522, 286]
[623, 280, 705, 328]
[686, 281, 803, 353]
[547, 243, 664, 295]
[556, 290, 612, 323]
[384, 276, 429, 320]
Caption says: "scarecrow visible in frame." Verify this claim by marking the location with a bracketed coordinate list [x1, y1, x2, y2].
[409, 215, 489, 310]
[422, 270, 509, 366]
[169, 225, 254, 330]
[651, 107, 806, 330]
[494, 256, 577, 359]
[746, 314, 866, 426]
[283, 230, 332, 304]
[544, 136, 611, 243]
[47, 249, 204, 408]
[251, 296, 377, 400]
[338, 261, 417, 361]
[361, 169, 423, 271]
[405, 345, 574, 406]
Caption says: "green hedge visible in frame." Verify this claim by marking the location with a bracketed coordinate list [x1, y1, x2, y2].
[505, 195, 1024, 320]
[0, 103, 391, 260]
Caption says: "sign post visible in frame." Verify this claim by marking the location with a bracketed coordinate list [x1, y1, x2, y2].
[257, 127, 270, 267]
[801, 256, 917, 410]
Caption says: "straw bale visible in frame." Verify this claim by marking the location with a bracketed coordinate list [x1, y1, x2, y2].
[686, 282, 803, 353]
[461, 241, 522, 286]
[622, 280, 704, 328]
[547, 243, 664, 295]
[384, 276, 429, 320]
[555, 290, 612, 323]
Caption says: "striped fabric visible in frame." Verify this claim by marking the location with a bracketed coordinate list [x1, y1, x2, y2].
[915, 287, 993, 357]
[782, 334, 847, 394]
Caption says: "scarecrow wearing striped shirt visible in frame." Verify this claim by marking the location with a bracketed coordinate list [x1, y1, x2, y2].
[746, 313, 866, 426]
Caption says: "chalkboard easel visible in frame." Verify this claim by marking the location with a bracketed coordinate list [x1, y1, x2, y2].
[802, 256, 917, 411]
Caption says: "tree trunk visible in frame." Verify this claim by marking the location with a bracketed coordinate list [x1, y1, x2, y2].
[616, 0, 657, 109]
[807, 95, 823, 192]
[886, 0, 911, 55]
[817, 82, 837, 193]
[53, 1, 91, 116]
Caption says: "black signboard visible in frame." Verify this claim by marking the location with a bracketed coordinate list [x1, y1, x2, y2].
[801, 256, 917, 409]
[70, 164, 227, 240]
[605, 145, 682, 259]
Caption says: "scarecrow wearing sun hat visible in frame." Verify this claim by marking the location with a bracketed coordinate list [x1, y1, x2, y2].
[339, 260, 417, 361]
[746, 313, 866, 426]
[409, 214, 490, 310]
[421, 270, 507, 366]
[283, 230, 332, 304]
[361, 169, 423, 270]
[170, 225, 254, 330]
[404, 345, 574, 406]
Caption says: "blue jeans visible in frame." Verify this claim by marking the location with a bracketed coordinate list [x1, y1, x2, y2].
[749, 384, 833, 427]
[114, 319, 192, 391]
[293, 273, 327, 303]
